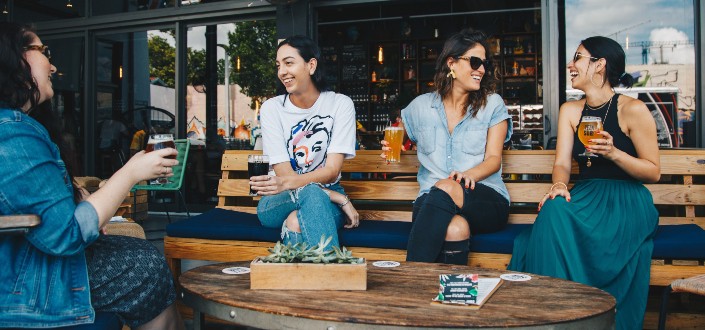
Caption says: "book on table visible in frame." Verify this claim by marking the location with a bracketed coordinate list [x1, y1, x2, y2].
[431, 274, 503, 309]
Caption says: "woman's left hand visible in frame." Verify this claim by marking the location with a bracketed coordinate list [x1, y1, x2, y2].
[249, 175, 286, 196]
[588, 130, 618, 160]
[449, 171, 476, 190]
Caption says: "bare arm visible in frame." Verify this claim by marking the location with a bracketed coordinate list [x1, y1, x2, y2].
[85, 148, 178, 229]
[588, 97, 660, 183]
[250, 153, 345, 195]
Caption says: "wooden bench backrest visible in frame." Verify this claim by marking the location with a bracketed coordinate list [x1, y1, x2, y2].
[217, 149, 705, 229]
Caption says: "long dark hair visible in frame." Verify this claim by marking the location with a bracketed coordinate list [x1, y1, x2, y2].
[0, 22, 41, 111]
[275, 35, 328, 96]
[433, 28, 497, 117]
[581, 36, 635, 88]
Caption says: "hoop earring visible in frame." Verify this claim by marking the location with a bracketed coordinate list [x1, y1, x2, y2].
[446, 69, 457, 79]
[590, 73, 604, 87]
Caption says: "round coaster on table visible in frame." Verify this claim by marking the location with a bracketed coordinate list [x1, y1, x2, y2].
[372, 261, 401, 268]
[222, 267, 251, 275]
[500, 273, 532, 281]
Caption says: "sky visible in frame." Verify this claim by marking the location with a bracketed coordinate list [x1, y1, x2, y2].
[565, 0, 695, 65]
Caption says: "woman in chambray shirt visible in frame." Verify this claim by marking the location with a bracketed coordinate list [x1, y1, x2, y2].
[0, 23, 183, 329]
[400, 29, 512, 264]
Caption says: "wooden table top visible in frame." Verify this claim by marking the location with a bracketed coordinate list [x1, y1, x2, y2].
[180, 261, 615, 329]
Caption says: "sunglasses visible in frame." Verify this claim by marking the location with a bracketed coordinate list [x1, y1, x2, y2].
[572, 52, 598, 63]
[456, 56, 490, 70]
[24, 44, 51, 60]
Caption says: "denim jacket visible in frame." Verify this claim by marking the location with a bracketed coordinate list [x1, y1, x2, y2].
[401, 93, 512, 202]
[0, 108, 100, 327]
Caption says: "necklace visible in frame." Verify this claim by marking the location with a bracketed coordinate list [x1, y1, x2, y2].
[584, 93, 614, 111]
[584, 93, 614, 167]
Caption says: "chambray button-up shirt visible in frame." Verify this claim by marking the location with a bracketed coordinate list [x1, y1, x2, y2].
[401, 92, 512, 203]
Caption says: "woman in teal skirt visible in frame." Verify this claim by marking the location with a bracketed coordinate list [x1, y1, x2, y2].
[508, 36, 660, 330]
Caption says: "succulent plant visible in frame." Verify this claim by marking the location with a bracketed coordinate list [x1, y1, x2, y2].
[260, 235, 363, 264]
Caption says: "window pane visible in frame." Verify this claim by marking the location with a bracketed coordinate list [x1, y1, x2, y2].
[92, 0, 175, 15]
[565, 0, 696, 147]
[95, 29, 176, 180]
[12, 0, 85, 21]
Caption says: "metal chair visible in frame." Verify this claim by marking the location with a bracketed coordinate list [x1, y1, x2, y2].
[131, 138, 190, 223]
[658, 274, 705, 329]
[0, 215, 122, 330]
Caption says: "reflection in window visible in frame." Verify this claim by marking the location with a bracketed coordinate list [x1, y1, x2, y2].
[565, 0, 695, 147]
[12, 0, 85, 21]
[93, 0, 175, 15]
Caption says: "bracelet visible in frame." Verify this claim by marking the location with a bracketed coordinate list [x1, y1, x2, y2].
[339, 195, 350, 207]
[550, 182, 568, 192]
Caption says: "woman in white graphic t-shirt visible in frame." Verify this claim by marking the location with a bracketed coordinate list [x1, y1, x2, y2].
[251, 35, 359, 251]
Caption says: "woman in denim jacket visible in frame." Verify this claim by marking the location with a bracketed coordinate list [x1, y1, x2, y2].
[0, 23, 183, 329]
[250, 36, 360, 251]
[388, 29, 512, 265]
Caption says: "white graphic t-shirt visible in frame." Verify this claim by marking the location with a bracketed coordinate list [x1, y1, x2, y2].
[261, 91, 356, 185]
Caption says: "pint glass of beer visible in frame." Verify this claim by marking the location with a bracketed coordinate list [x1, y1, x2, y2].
[577, 116, 603, 157]
[248, 155, 269, 196]
[384, 126, 404, 163]
[146, 134, 176, 184]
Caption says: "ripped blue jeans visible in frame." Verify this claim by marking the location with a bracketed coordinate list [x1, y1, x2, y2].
[257, 183, 345, 250]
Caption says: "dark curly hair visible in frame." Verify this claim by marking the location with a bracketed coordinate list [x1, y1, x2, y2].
[0, 22, 41, 111]
[433, 28, 497, 117]
[275, 35, 328, 96]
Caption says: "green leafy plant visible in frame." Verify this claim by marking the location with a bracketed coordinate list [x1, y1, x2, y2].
[260, 235, 364, 264]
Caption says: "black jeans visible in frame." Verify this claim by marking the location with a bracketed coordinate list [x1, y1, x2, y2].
[406, 182, 509, 262]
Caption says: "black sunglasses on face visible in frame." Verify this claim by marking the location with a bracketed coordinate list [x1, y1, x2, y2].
[573, 52, 598, 63]
[24, 45, 51, 60]
[456, 56, 490, 70]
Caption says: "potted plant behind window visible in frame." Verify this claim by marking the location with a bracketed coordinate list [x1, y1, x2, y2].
[250, 236, 367, 290]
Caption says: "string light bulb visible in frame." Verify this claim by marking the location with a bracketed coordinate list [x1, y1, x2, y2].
[378, 46, 384, 64]
[66, 0, 72, 8]
[236, 56, 241, 71]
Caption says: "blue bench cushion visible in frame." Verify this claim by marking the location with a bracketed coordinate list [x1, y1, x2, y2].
[652, 224, 705, 259]
[167, 209, 705, 260]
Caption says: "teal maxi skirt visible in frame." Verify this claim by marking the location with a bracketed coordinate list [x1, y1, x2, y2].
[508, 179, 658, 330]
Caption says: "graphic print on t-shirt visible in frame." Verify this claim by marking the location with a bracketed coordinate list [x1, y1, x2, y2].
[286, 115, 334, 174]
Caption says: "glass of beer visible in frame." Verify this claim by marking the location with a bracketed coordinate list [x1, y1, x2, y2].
[577, 116, 603, 157]
[248, 155, 269, 196]
[146, 134, 176, 184]
[384, 126, 404, 163]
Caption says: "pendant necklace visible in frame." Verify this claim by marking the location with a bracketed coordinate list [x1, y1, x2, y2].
[584, 93, 614, 167]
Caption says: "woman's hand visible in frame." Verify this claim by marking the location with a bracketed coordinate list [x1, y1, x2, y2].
[379, 140, 406, 160]
[124, 149, 179, 183]
[449, 171, 476, 190]
[587, 130, 618, 160]
[538, 183, 571, 211]
[249, 175, 287, 196]
[342, 201, 360, 229]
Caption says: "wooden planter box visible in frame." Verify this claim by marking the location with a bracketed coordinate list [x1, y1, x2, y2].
[250, 258, 367, 290]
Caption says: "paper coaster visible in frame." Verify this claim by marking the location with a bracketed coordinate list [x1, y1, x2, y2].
[372, 261, 400, 268]
[222, 267, 251, 275]
[500, 273, 532, 282]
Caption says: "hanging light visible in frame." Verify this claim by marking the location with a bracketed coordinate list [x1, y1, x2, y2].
[2, 1, 8, 14]
[236, 56, 241, 71]
[66, 0, 72, 8]
[378, 46, 384, 64]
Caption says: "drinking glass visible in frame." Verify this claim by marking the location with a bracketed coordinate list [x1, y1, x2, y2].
[248, 155, 270, 196]
[384, 126, 404, 163]
[577, 116, 603, 157]
[146, 134, 175, 184]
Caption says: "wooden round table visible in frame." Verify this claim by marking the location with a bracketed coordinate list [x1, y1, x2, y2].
[180, 261, 615, 329]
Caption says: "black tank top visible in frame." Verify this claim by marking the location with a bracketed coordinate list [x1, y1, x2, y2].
[571, 93, 638, 180]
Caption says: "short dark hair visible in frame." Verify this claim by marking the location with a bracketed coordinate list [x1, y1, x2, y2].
[0, 22, 40, 111]
[433, 28, 497, 117]
[581, 36, 635, 88]
[275, 35, 328, 95]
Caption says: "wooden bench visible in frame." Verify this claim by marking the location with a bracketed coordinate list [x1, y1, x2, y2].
[165, 149, 705, 285]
